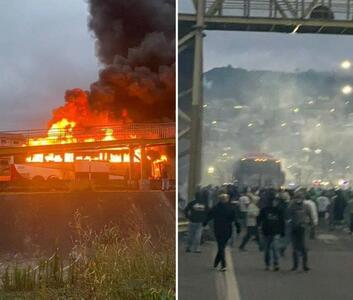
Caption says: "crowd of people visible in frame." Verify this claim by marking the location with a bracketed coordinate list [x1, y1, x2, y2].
[182, 184, 353, 272]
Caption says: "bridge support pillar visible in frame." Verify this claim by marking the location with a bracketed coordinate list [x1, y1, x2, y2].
[129, 146, 135, 186]
[188, 0, 205, 201]
[140, 145, 149, 190]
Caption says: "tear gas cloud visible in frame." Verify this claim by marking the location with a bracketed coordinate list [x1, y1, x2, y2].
[202, 67, 353, 186]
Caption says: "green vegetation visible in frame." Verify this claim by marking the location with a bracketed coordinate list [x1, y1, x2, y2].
[0, 213, 175, 299]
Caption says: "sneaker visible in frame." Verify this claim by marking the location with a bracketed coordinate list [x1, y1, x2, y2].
[220, 267, 227, 272]
[303, 267, 310, 272]
[273, 266, 279, 272]
[185, 248, 191, 253]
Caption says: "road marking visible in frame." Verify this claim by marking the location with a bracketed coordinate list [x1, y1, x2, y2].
[317, 234, 339, 241]
[215, 248, 241, 300]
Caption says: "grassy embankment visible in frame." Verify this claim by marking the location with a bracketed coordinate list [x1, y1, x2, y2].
[0, 212, 175, 299]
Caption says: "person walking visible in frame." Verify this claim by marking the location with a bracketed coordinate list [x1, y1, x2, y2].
[288, 188, 313, 272]
[161, 166, 169, 191]
[344, 196, 353, 235]
[277, 191, 291, 257]
[184, 190, 209, 253]
[258, 190, 285, 271]
[304, 193, 318, 240]
[203, 194, 241, 271]
[229, 193, 241, 247]
[239, 197, 261, 251]
[317, 192, 330, 227]
[239, 191, 250, 227]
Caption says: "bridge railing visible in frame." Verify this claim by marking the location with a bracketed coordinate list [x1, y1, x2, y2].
[0, 123, 175, 146]
[206, 0, 353, 20]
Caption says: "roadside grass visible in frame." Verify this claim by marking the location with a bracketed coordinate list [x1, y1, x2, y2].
[0, 213, 175, 299]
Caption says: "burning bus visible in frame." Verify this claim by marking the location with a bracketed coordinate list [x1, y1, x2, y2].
[233, 153, 285, 188]
[0, 119, 175, 190]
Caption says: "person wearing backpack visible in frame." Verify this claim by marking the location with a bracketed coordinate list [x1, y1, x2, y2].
[288, 188, 313, 272]
[184, 190, 209, 253]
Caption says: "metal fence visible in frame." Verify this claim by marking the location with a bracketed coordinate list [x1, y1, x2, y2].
[0, 123, 175, 146]
[206, 0, 353, 20]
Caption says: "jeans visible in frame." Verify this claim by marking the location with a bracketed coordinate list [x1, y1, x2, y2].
[263, 235, 280, 267]
[186, 222, 203, 252]
[214, 237, 229, 268]
[228, 230, 237, 247]
[291, 226, 308, 269]
[280, 221, 291, 254]
[239, 226, 261, 250]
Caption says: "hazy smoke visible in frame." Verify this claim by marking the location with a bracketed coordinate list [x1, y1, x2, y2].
[201, 67, 353, 186]
[87, 0, 175, 122]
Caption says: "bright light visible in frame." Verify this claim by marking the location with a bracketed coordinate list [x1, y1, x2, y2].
[316, 123, 321, 127]
[302, 147, 311, 152]
[338, 179, 349, 186]
[342, 85, 352, 95]
[314, 149, 322, 154]
[203, 104, 208, 108]
[208, 166, 215, 174]
[331, 161, 335, 165]
[341, 60, 352, 69]
[346, 166, 350, 169]
[234, 105, 243, 109]
[222, 153, 228, 157]
[211, 120, 217, 125]
[281, 122, 287, 127]
[291, 24, 301, 34]
[293, 108, 300, 112]
[330, 108, 335, 113]
[308, 101, 314, 105]
[248, 123, 254, 127]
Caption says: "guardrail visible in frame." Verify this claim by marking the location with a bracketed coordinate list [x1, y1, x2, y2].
[0, 123, 175, 146]
[205, 0, 353, 20]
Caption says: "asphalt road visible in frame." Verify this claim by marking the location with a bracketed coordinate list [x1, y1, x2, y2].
[179, 227, 353, 300]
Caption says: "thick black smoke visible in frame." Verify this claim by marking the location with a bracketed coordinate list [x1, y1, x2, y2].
[87, 0, 175, 122]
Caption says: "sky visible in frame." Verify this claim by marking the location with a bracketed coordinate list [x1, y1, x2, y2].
[2, 0, 353, 130]
[0, 0, 99, 130]
[179, 0, 353, 72]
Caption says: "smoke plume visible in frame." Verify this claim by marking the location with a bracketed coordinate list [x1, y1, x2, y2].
[87, 0, 175, 122]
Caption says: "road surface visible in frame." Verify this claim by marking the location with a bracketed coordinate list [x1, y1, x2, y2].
[179, 227, 353, 300]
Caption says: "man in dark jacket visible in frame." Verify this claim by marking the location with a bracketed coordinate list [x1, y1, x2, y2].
[258, 190, 285, 271]
[184, 190, 209, 253]
[288, 188, 313, 271]
[203, 194, 241, 271]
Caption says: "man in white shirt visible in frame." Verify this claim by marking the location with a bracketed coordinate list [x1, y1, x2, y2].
[239, 192, 250, 227]
[317, 193, 330, 226]
[304, 196, 318, 239]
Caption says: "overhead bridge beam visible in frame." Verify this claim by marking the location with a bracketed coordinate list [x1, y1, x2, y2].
[179, 13, 353, 34]
[0, 138, 175, 157]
